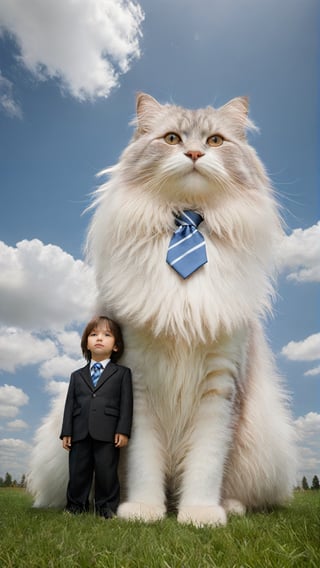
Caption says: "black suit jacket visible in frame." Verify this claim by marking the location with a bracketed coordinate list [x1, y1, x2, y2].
[60, 362, 133, 443]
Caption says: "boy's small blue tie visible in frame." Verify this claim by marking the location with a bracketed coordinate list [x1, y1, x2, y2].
[91, 362, 103, 387]
[166, 210, 208, 278]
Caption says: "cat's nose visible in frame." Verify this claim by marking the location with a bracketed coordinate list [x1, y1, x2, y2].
[185, 150, 204, 162]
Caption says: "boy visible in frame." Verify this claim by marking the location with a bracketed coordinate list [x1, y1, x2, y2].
[60, 316, 133, 518]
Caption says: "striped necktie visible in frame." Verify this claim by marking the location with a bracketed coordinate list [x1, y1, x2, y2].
[91, 362, 103, 387]
[166, 210, 208, 278]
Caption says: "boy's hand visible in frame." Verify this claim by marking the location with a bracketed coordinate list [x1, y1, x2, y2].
[62, 436, 72, 450]
[114, 433, 128, 448]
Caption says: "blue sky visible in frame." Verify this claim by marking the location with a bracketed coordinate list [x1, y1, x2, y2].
[0, 0, 319, 485]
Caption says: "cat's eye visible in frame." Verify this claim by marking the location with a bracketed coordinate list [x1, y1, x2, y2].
[164, 132, 181, 145]
[207, 135, 224, 147]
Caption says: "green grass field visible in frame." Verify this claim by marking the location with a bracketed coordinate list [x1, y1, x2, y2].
[0, 488, 319, 567]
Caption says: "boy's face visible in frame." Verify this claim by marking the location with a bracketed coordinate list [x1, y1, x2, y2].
[87, 322, 118, 362]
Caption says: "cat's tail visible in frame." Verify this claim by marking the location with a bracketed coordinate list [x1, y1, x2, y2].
[26, 386, 68, 508]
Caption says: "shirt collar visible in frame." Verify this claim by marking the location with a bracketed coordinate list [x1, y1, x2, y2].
[90, 358, 110, 370]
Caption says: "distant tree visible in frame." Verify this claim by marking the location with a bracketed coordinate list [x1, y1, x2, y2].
[302, 476, 309, 490]
[0, 477, 3, 487]
[4, 472, 13, 487]
[311, 475, 320, 490]
[20, 474, 26, 488]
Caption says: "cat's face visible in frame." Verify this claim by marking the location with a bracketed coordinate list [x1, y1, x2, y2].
[119, 93, 261, 205]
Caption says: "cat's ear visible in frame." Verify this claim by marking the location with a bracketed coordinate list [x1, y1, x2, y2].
[135, 93, 163, 134]
[219, 97, 257, 138]
[222, 96, 249, 116]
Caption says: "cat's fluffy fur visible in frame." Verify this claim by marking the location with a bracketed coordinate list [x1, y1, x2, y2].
[27, 94, 296, 526]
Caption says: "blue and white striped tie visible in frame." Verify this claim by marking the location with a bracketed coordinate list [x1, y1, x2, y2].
[166, 210, 208, 279]
[91, 362, 103, 387]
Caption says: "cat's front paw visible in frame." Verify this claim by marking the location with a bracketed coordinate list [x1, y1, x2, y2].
[177, 505, 227, 527]
[117, 501, 166, 522]
[223, 498, 246, 516]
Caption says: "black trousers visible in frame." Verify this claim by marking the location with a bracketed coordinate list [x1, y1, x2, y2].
[66, 435, 120, 515]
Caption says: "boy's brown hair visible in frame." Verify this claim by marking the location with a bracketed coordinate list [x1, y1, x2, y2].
[81, 316, 124, 362]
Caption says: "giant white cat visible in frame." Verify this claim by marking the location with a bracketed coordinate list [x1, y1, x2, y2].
[27, 94, 296, 526]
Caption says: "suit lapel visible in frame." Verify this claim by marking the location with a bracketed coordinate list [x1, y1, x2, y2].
[79, 364, 93, 390]
[95, 362, 118, 390]
[79, 362, 118, 390]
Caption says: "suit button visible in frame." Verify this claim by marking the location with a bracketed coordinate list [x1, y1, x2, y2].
[92, 393, 96, 398]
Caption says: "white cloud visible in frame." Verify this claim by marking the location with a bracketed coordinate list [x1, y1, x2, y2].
[39, 354, 85, 380]
[295, 412, 320, 434]
[0, 327, 58, 372]
[0, 405, 19, 419]
[0, 239, 96, 330]
[45, 380, 69, 397]
[6, 419, 28, 430]
[0, 437, 31, 450]
[278, 222, 320, 375]
[304, 366, 320, 377]
[277, 222, 320, 282]
[0, 437, 31, 479]
[0, 70, 22, 118]
[0, 384, 29, 407]
[37, 331, 85, 382]
[0, 0, 144, 102]
[281, 333, 320, 362]
[0, 384, 29, 421]
[0, 240, 95, 448]
[55, 331, 82, 357]
[294, 412, 320, 483]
